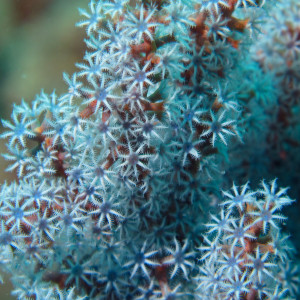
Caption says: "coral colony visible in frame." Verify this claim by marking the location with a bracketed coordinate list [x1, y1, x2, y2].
[0, 0, 300, 299]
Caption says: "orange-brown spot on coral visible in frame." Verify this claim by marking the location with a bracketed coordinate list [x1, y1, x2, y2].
[143, 101, 165, 112]
[228, 17, 249, 32]
[155, 265, 169, 296]
[131, 41, 152, 58]
[80, 100, 98, 119]
[212, 97, 223, 112]
[148, 53, 160, 64]
[227, 37, 240, 49]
